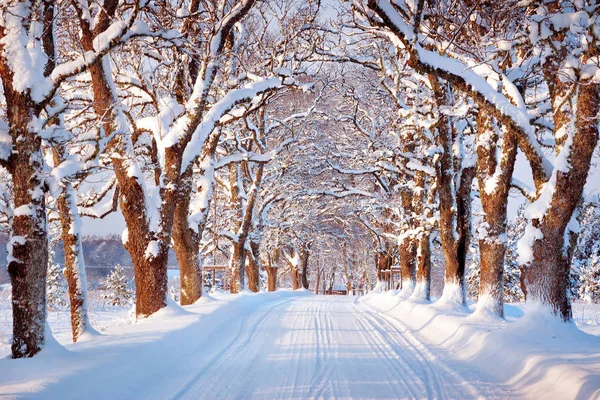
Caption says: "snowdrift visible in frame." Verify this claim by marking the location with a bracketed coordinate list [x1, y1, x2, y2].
[360, 291, 600, 399]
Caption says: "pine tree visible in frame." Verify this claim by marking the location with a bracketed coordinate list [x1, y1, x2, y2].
[579, 253, 600, 303]
[46, 251, 67, 311]
[504, 204, 526, 302]
[102, 265, 132, 307]
[466, 243, 480, 300]
[571, 203, 600, 301]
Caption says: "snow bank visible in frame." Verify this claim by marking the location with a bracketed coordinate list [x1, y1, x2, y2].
[361, 293, 600, 399]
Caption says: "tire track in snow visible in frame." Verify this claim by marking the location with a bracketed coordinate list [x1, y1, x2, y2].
[167, 297, 292, 400]
[361, 301, 497, 399]
[165, 295, 501, 399]
[355, 306, 449, 399]
[348, 300, 424, 399]
[305, 297, 337, 399]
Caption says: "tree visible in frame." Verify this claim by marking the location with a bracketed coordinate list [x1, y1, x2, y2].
[103, 265, 132, 307]
[46, 252, 67, 311]
[1, 0, 142, 358]
[359, 0, 600, 321]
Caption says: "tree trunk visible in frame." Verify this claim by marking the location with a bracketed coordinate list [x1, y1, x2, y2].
[299, 244, 310, 290]
[229, 241, 245, 293]
[430, 75, 475, 307]
[520, 82, 600, 321]
[375, 248, 393, 289]
[413, 171, 433, 301]
[342, 243, 352, 294]
[173, 134, 219, 305]
[476, 114, 518, 318]
[290, 262, 301, 290]
[246, 241, 261, 293]
[266, 252, 278, 292]
[85, 49, 171, 318]
[399, 237, 416, 294]
[315, 267, 322, 294]
[56, 183, 92, 341]
[399, 137, 417, 295]
[5, 97, 48, 358]
[173, 181, 203, 305]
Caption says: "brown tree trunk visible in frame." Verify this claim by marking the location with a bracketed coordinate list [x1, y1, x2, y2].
[375, 248, 393, 289]
[173, 134, 220, 305]
[476, 114, 518, 318]
[4, 90, 48, 358]
[430, 75, 475, 306]
[246, 241, 261, 293]
[315, 267, 322, 294]
[266, 252, 278, 292]
[173, 187, 203, 305]
[520, 82, 599, 321]
[286, 248, 302, 290]
[413, 171, 433, 301]
[229, 240, 245, 293]
[399, 137, 417, 294]
[342, 243, 353, 294]
[299, 244, 310, 290]
[56, 183, 92, 341]
[79, 8, 171, 317]
[398, 237, 416, 293]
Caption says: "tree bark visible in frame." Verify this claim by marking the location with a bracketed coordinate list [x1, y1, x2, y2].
[430, 75, 475, 306]
[246, 241, 261, 292]
[299, 244, 310, 290]
[173, 185, 203, 305]
[520, 82, 599, 321]
[342, 242, 352, 294]
[56, 182, 92, 341]
[413, 171, 433, 301]
[3, 90, 48, 358]
[266, 251, 277, 292]
[476, 114, 517, 318]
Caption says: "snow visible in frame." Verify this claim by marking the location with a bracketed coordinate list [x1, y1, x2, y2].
[0, 120, 10, 161]
[0, 289, 599, 399]
[361, 292, 600, 400]
[144, 240, 160, 260]
[179, 77, 284, 174]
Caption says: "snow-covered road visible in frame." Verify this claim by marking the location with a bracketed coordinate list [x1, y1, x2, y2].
[166, 295, 502, 400]
[1, 293, 516, 399]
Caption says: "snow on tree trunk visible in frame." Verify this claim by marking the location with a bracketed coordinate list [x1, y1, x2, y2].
[229, 241, 246, 294]
[56, 182, 93, 341]
[412, 171, 433, 302]
[475, 114, 517, 318]
[4, 93, 48, 358]
[173, 179, 203, 305]
[520, 83, 600, 321]
[300, 244, 310, 290]
[246, 243, 261, 293]
[430, 76, 475, 308]
[265, 250, 278, 292]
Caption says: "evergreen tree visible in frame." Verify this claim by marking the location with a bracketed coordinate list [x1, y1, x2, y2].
[466, 242, 480, 300]
[579, 252, 600, 303]
[46, 251, 67, 311]
[102, 265, 132, 307]
[504, 204, 526, 302]
[571, 203, 600, 301]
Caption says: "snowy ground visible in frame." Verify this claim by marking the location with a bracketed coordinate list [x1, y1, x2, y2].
[0, 289, 599, 399]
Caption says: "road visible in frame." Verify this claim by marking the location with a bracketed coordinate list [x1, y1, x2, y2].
[1, 294, 509, 400]
[166, 295, 500, 400]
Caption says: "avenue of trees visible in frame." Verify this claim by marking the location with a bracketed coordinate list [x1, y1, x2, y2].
[1, 0, 599, 358]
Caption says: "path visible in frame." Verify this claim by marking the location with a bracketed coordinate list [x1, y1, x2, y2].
[1, 294, 509, 399]
[168, 295, 500, 400]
